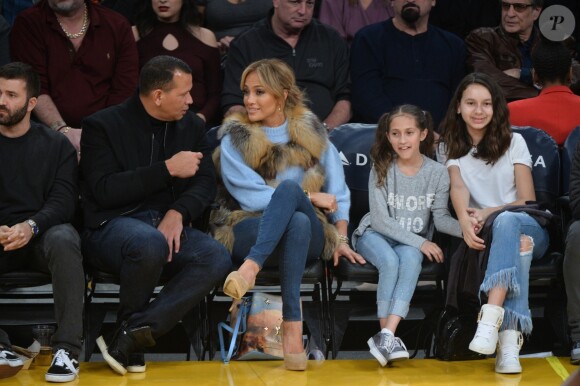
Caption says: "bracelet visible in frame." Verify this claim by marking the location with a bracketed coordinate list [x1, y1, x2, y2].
[50, 120, 67, 131]
[338, 234, 349, 244]
[303, 189, 310, 199]
[58, 126, 71, 134]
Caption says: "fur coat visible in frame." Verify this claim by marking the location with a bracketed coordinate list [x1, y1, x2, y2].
[211, 105, 340, 260]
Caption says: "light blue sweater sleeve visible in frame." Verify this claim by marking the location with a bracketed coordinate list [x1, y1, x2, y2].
[220, 134, 274, 212]
[321, 142, 350, 223]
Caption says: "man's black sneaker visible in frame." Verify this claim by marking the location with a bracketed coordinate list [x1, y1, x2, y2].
[97, 322, 154, 375]
[45, 349, 79, 383]
[127, 352, 146, 373]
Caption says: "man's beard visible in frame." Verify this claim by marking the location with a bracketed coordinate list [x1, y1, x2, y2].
[401, 3, 421, 25]
[0, 103, 28, 127]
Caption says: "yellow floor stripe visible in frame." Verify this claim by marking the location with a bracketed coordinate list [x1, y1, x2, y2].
[547, 356, 570, 381]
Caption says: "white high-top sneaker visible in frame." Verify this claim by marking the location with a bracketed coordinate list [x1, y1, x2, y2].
[495, 330, 523, 374]
[469, 304, 504, 355]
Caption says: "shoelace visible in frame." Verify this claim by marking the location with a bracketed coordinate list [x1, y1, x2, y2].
[378, 333, 395, 352]
[392, 337, 407, 351]
[52, 349, 79, 375]
[499, 334, 523, 363]
[475, 323, 496, 341]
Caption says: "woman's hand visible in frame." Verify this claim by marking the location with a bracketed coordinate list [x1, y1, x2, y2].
[459, 213, 485, 250]
[332, 243, 366, 266]
[466, 207, 493, 232]
[420, 241, 444, 263]
[309, 192, 338, 214]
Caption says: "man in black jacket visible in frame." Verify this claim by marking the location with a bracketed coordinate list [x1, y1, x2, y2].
[81, 55, 231, 376]
[565, 140, 580, 365]
[0, 62, 83, 383]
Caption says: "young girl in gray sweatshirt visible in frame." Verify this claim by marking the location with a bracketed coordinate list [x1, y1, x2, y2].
[352, 105, 462, 367]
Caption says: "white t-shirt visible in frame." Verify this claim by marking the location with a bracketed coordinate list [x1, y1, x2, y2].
[445, 133, 532, 209]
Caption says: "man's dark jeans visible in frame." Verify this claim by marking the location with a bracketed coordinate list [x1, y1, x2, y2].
[82, 210, 231, 338]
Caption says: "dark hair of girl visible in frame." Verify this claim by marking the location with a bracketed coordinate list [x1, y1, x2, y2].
[371, 104, 434, 187]
[135, 0, 202, 39]
[439, 72, 511, 164]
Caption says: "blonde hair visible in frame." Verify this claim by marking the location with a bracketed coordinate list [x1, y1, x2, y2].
[240, 59, 306, 114]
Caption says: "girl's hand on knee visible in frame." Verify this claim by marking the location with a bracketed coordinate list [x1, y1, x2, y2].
[332, 243, 366, 266]
[420, 241, 444, 263]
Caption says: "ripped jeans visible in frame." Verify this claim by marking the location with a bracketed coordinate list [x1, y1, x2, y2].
[482, 211, 549, 335]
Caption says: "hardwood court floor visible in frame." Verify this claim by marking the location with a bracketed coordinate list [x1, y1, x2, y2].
[4, 357, 578, 386]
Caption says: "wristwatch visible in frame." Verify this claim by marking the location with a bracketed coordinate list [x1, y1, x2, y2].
[26, 219, 39, 237]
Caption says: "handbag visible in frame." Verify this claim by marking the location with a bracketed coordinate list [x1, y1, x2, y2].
[434, 308, 486, 361]
[218, 292, 284, 363]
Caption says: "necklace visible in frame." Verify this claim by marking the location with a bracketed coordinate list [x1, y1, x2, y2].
[57, 5, 89, 39]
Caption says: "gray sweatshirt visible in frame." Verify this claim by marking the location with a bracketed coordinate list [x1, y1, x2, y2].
[352, 156, 462, 250]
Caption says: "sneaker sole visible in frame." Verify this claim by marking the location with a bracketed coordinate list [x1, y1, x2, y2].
[495, 365, 522, 374]
[45, 373, 78, 383]
[127, 364, 146, 373]
[388, 352, 410, 362]
[367, 338, 388, 367]
[96, 336, 127, 375]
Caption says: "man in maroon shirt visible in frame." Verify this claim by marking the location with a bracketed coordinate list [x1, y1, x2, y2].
[10, 0, 138, 154]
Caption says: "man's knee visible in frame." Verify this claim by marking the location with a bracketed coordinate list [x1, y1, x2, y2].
[44, 224, 81, 248]
[128, 230, 169, 268]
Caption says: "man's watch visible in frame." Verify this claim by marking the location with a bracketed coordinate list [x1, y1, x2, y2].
[26, 219, 39, 237]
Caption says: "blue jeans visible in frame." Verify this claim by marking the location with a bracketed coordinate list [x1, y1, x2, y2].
[355, 229, 423, 319]
[82, 210, 231, 338]
[482, 211, 549, 334]
[0, 224, 84, 357]
[231, 180, 324, 321]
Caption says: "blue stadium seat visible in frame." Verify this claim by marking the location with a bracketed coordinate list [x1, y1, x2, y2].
[561, 126, 580, 195]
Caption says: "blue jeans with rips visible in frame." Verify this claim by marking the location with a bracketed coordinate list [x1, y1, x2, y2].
[482, 211, 549, 335]
[82, 209, 231, 338]
[231, 180, 325, 321]
[355, 229, 423, 319]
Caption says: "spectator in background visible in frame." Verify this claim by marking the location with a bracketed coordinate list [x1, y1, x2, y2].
[10, 0, 139, 154]
[509, 39, 580, 145]
[221, 0, 351, 130]
[429, 0, 500, 39]
[196, 0, 271, 55]
[134, 0, 222, 127]
[319, 0, 394, 45]
[350, 0, 465, 128]
[465, 0, 542, 101]
[1, 0, 34, 25]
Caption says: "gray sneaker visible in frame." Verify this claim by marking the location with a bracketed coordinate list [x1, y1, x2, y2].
[367, 331, 394, 367]
[388, 337, 409, 362]
[571, 341, 580, 365]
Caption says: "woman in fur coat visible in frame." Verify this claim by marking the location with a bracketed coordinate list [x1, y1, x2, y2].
[213, 58, 365, 370]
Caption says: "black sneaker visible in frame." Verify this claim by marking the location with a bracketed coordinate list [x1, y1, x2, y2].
[367, 331, 394, 367]
[572, 341, 580, 365]
[96, 322, 155, 376]
[45, 349, 79, 383]
[387, 337, 409, 362]
[127, 352, 146, 373]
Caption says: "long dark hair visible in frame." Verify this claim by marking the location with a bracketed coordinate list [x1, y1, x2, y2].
[439, 73, 511, 164]
[135, 0, 202, 38]
[371, 104, 434, 186]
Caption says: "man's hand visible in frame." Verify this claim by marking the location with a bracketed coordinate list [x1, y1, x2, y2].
[62, 127, 82, 157]
[0, 222, 33, 251]
[332, 243, 366, 267]
[157, 210, 184, 262]
[165, 151, 203, 178]
[459, 213, 485, 250]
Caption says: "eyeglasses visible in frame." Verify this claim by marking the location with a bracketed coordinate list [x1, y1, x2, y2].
[501, 1, 534, 12]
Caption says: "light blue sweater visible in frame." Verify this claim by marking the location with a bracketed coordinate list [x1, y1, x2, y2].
[220, 120, 351, 223]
